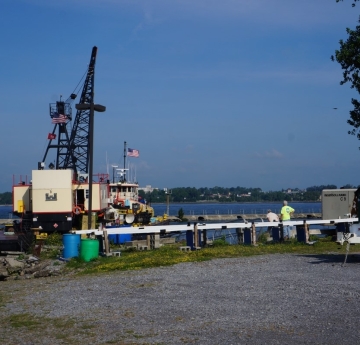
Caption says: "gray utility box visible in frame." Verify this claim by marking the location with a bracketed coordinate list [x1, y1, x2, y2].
[321, 189, 356, 220]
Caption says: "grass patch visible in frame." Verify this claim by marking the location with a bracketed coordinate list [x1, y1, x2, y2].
[6, 313, 41, 329]
[63, 239, 348, 275]
[1, 313, 99, 344]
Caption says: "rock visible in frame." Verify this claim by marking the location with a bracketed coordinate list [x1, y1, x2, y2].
[24, 261, 50, 274]
[0, 267, 9, 280]
[26, 255, 40, 263]
[34, 270, 51, 278]
[7, 266, 22, 275]
[5, 257, 25, 269]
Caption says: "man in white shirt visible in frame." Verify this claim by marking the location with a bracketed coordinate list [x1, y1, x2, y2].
[266, 209, 279, 222]
[266, 209, 279, 237]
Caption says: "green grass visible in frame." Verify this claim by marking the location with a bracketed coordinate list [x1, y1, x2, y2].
[6, 313, 41, 329]
[63, 239, 349, 275]
[0, 312, 165, 345]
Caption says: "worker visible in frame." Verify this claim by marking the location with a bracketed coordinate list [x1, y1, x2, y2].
[266, 209, 279, 222]
[280, 200, 294, 239]
[266, 209, 279, 236]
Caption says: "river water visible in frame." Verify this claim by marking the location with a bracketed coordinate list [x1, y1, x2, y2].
[0, 202, 321, 218]
[150, 202, 321, 217]
[0, 202, 324, 244]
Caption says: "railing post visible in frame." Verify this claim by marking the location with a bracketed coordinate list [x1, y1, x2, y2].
[194, 223, 198, 249]
[304, 220, 309, 243]
[251, 222, 256, 245]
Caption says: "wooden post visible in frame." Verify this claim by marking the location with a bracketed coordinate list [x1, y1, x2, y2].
[194, 223, 198, 248]
[251, 222, 256, 245]
[236, 228, 243, 244]
[103, 230, 110, 255]
[304, 220, 309, 243]
[202, 229, 207, 247]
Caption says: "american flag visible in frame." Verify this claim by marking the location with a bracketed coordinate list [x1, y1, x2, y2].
[127, 148, 139, 157]
[52, 112, 68, 124]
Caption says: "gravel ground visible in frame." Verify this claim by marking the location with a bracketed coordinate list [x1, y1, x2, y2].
[1, 253, 360, 345]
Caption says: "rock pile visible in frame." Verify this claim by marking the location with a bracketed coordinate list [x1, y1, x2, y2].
[0, 252, 66, 281]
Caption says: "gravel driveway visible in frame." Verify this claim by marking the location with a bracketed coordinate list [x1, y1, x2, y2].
[1, 253, 360, 345]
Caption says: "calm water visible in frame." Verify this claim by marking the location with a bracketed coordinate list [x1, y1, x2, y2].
[0, 202, 321, 218]
[0, 202, 324, 244]
[150, 202, 321, 217]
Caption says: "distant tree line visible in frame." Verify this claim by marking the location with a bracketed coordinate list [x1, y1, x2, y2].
[0, 192, 12, 205]
[1, 184, 357, 205]
[139, 184, 358, 204]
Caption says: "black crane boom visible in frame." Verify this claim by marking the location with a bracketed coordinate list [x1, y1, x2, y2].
[63, 46, 98, 178]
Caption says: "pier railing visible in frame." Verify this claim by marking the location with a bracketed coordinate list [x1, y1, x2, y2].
[185, 208, 321, 216]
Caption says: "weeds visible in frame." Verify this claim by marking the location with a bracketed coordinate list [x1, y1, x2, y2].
[212, 236, 228, 247]
[62, 238, 347, 275]
[44, 232, 62, 246]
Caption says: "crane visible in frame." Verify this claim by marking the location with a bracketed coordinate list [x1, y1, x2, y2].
[41, 46, 98, 180]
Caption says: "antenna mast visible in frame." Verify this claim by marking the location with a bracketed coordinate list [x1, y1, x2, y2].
[123, 141, 127, 181]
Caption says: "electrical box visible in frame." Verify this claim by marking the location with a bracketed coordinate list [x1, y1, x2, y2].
[321, 189, 356, 220]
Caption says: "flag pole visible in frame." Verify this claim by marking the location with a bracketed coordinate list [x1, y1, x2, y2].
[123, 141, 127, 181]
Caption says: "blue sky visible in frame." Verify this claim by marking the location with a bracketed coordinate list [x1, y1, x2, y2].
[1, 0, 359, 192]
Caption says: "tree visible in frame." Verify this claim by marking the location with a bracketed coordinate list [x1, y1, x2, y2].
[336, 0, 359, 7]
[178, 208, 185, 221]
[332, 2, 360, 144]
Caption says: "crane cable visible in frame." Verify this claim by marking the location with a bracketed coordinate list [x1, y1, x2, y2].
[65, 65, 88, 104]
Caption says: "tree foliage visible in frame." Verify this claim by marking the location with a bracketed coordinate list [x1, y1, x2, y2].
[332, 2, 360, 144]
[336, 0, 359, 7]
[0, 192, 12, 205]
[138, 185, 349, 204]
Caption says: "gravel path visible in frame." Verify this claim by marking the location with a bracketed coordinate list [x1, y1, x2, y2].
[1, 253, 360, 345]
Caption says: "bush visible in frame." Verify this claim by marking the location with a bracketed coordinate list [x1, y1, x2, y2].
[257, 232, 269, 244]
[44, 232, 62, 246]
[212, 236, 228, 247]
[309, 234, 318, 242]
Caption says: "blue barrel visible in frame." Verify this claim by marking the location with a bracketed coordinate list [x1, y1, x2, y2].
[243, 228, 251, 245]
[296, 226, 306, 243]
[186, 230, 194, 249]
[106, 225, 131, 244]
[62, 234, 81, 259]
[272, 227, 280, 242]
[117, 234, 131, 244]
[108, 234, 117, 244]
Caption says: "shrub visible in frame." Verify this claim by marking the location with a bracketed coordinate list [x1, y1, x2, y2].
[212, 236, 228, 247]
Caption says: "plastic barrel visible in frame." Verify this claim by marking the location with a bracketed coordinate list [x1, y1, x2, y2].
[272, 227, 280, 242]
[243, 228, 252, 245]
[296, 226, 306, 243]
[62, 234, 81, 259]
[186, 230, 194, 249]
[108, 234, 117, 244]
[80, 239, 99, 262]
[117, 234, 131, 244]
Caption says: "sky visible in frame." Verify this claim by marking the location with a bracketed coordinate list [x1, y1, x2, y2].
[1, 0, 360, 192]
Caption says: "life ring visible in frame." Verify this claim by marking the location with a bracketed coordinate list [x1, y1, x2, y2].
[73, 206, 81, 215]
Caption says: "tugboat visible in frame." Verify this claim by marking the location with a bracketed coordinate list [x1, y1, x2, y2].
[104, 142, 155, 228]
[105, 169, 155, 227]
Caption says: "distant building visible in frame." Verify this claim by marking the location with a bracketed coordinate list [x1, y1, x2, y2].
[138, 185, 158, 193]
[283, 188, 302, 194]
